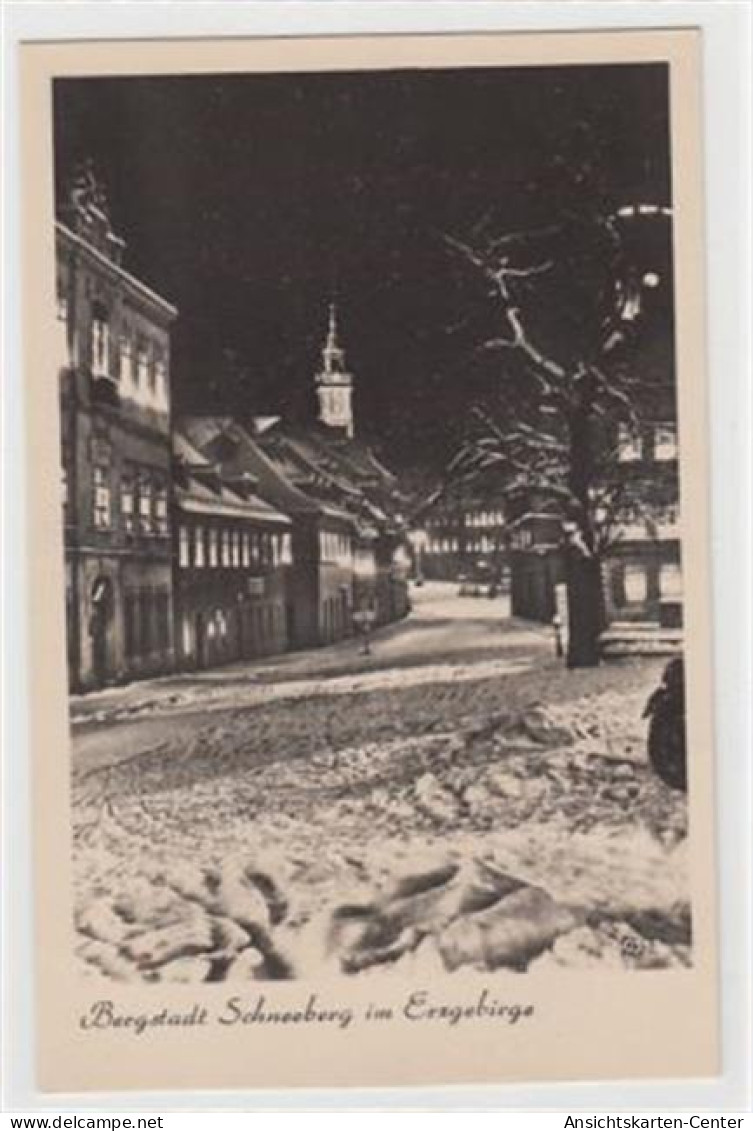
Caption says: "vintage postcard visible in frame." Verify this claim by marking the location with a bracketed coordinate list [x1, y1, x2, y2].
[21, 28, 718, 1093]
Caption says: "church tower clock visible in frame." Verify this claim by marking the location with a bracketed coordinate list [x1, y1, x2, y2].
[315, 303, 354, 439]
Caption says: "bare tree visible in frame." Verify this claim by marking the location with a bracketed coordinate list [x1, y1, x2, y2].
[444, 204, 675, 667]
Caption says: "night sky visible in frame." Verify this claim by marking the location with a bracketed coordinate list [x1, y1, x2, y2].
[53, 63, 671, 473]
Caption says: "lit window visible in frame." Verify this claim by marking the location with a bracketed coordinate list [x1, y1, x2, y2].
[154, 482, 168, 536]
[153, 350, 168, 408]
[618, 424, 642, 462]
[120, 330, 133, 386]
[121, 473, 135, 533]
[624, 563, 648, 603]
[208, 528, 218, 567]
[93, 466, 111, 529]
[659, 561, 683, 598]
[147, 347, 157, 394]
[138, 476, 152, 534]
[194, 526, 205, 567]
[135, 339, 149, 387]
[654, 425, 677, 461]
[91, 302, 110, 378]
[281, 532, 292, 564]
[221, 528, 231, 567]
[232, 529, 240, 568]
[178, 526, 190, 568]
[241, 532, 250, 568]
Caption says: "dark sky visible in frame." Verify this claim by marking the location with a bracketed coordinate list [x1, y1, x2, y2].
[53, 63, 671, 472]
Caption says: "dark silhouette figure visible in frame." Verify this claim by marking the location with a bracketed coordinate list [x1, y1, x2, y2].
[643, 656, 687, 791]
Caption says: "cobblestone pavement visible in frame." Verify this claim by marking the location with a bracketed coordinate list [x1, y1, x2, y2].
[71, 586, 690, 983]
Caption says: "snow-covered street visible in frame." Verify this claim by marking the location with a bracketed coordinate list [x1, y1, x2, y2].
[71, 583, 690, 984]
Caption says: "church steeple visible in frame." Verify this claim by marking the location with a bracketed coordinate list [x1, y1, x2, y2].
[315, 303, 354, 438]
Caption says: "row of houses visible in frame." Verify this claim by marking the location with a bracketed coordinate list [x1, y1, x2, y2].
[56, 177, 409, 693]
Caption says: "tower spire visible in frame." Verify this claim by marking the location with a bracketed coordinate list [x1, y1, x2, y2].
[323, 301, 345, 374]
[315, 302, 354, 438]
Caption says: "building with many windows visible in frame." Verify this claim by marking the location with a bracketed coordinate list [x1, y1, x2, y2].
[409, 484, 508, 590]
[177, 415, 359, 651]
[602, 418, 681, 625]
[56, 172, 177, 690]
[171, 432, 292, 669]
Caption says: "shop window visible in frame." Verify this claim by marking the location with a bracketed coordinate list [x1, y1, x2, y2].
[93, 466, 111, 529]
[181, 617, 192, 658]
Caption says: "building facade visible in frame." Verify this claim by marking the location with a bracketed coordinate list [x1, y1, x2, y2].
[172, 432, 292, 669]
[602, 420, 681, 625]
[57, 178, 177, 691]
[410, 487, 508, 590]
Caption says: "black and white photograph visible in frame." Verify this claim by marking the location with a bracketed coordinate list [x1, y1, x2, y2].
[53, 55, 693, 991]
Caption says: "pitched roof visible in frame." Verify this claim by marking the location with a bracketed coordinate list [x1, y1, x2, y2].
[173, 426, 290, 526]
[177, 416, 353, 525]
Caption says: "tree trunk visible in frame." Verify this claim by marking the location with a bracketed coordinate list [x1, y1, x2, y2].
[565, 550, 604, 668]
[565, 375, 603, 667]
